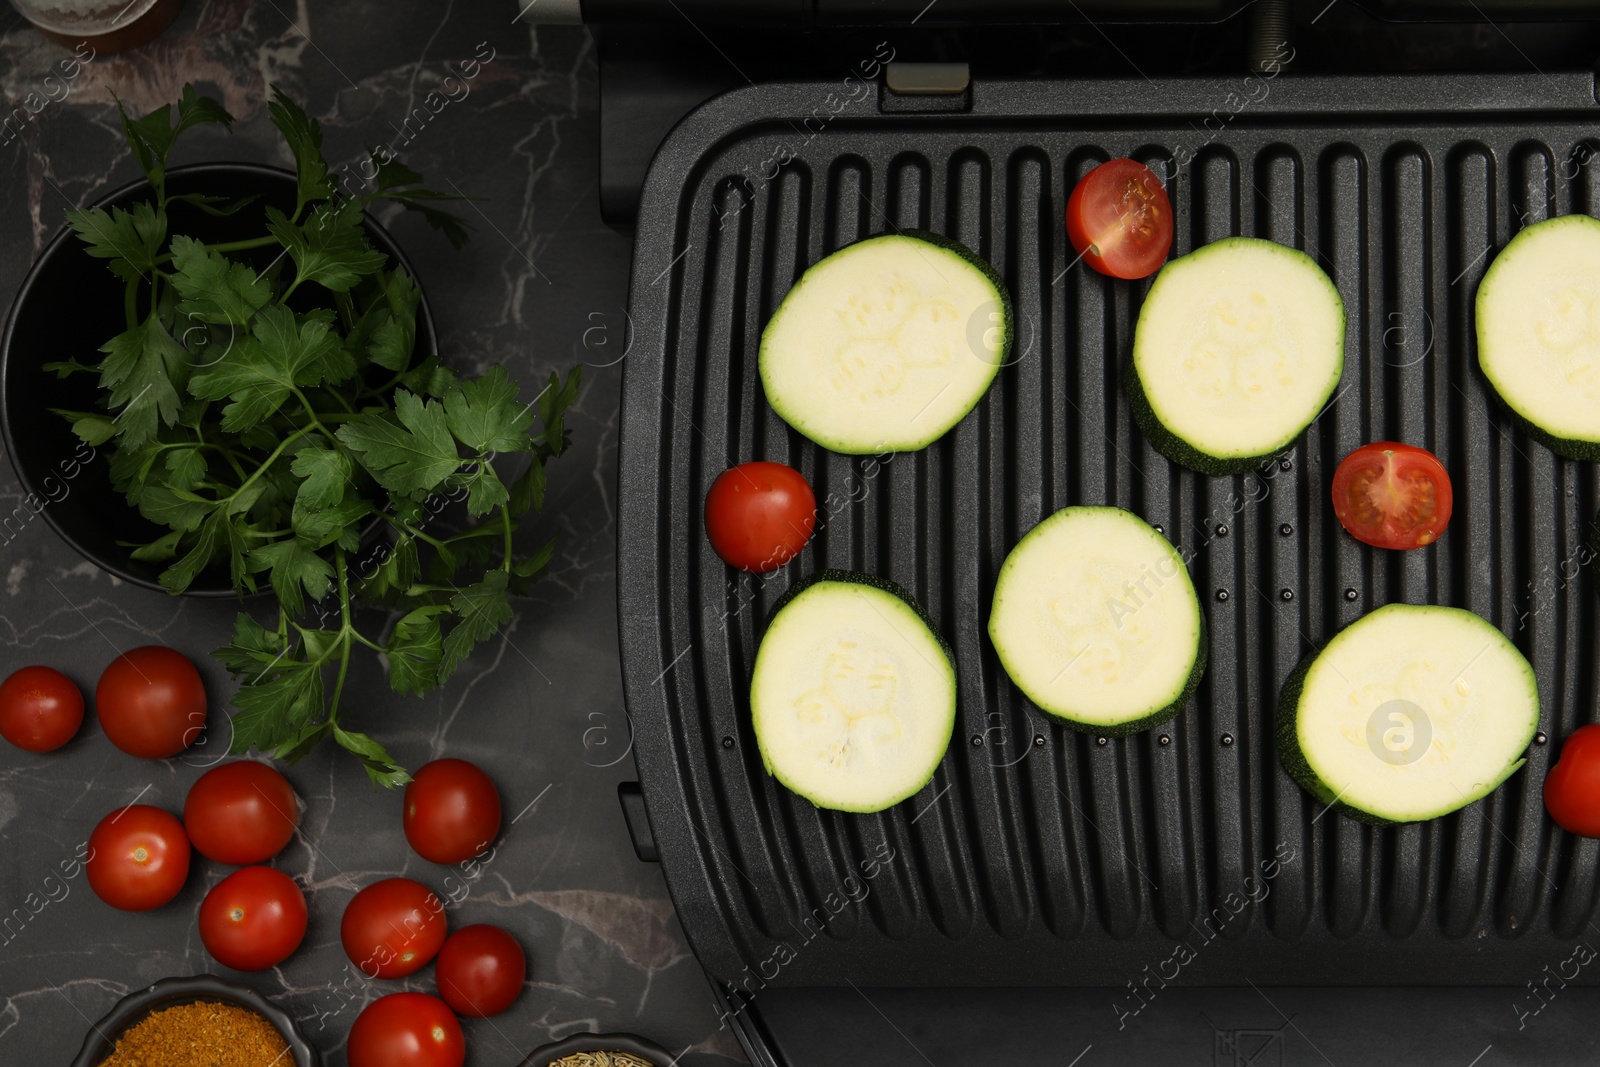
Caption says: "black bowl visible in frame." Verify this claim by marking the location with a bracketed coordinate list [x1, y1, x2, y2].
[0, 162, 437, 597]
[69, 973, 320, 1067]
[520, 1031, 675, 1066]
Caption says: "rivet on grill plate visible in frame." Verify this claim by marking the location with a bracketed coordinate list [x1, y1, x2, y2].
[1158, 735, 1171, 746]
[1220, 733, 1234, 746]
[1152, 524, 1165, 534]
[722, 735, 735, 749]
[1033, 735, 1046, 747]
[1535, 732, 1549, 746]
[1216, 589, 1230, 602]
[1344, 588, 1359, 601]
[971, 734, 984, 747]
[1279, 523, 1293, 536]
[1215, 523, 1229, 537]
[1279, 458, 1293, 471]
[1096, 736, 1109, 746]
[1280, 588, 1294, 601]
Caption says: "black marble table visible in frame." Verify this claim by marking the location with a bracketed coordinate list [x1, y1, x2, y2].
[0, 3, 743, 1064]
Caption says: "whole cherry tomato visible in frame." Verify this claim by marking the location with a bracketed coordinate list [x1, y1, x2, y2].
[347, 993, 464, 1067]
[0, 665, 83, 752]
[1545, 724, 1600, 837]
[199, 866, 308, 971]
[403, 758, 501, 864]
[341, 877, 446, 979]
[184, 761, 298, 865]
[435, 924, 527, 1017]
[86, 804, 190, 911]
[704, 461, 816, 573]
[96, 646, 206, 758]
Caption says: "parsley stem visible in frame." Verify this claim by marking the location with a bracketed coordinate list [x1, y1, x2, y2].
[329, 546, 353, 723]
[289, 388, 339, 443]
[124, 277, 138, 330]
[227, 425, 313, 504]
[501, 508, 513, 573]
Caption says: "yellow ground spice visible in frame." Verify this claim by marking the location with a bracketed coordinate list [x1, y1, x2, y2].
[98, 1000, 290, 1067]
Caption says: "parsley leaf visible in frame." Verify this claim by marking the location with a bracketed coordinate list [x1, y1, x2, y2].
[266, 200, 387, 293]
[440, 570, 512, 681]
[337, 390, 461, 494]
[444, 364, 533, 453]
[68, 202, 164, 283]
[333, 726, 412, 788]
[248, 539, 336, 617]
[169, 234, 272, 325]
[189, 305, 355, 431]
[267, 86, 333, 211]
[386, 606, 446, 695]
[99, 316, 188, 448]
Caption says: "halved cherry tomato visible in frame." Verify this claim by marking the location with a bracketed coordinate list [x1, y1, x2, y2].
[1331, 442, 1453, 550]
[704, 461, 816, 572]
[1065, 158, 1174, 280]
[1545, 724, 1600, 837]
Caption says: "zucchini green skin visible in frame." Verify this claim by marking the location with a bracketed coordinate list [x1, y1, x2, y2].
[758, 230, 1011, 455]
[757, 569, 956, 812]
[1036, 609, 1207, 739]
[1127, 236, 1346, 477]
[1275, 616, 1533, 827]
[1125, 352, 1285, 477]
[1475, 214, 1600, 462]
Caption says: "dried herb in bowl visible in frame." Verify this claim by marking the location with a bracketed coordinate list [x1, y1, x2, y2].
[49, 84, 580, 784]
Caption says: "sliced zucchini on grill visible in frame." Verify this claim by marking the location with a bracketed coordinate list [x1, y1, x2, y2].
[987, 506, 1205, 735]
[1476, 214, 1600, 461]
[1277, 603, 1539, 825]
[1128, 236, 1346, 475]
[750, 571, 956, 813]
[759, 231, 1010, 455]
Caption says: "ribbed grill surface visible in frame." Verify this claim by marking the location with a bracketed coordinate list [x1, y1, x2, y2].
[618, 73, 1600, 985]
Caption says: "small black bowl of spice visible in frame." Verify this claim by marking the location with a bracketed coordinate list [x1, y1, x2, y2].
[520, 1032, 675, 1067]
[70, 974, 318, 1067]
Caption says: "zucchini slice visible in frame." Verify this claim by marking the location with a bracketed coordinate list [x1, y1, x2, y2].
[1476, 214, 1600, 461]
[750, 571, 956, 813]
[1129, 236, 1346, 476]
[1278, 603, 1539, 825]
[759, 231, 1010, 455]
[987, 506, 1205, 735]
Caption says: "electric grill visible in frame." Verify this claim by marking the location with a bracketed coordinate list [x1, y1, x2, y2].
[545, 1, 1600, 1062]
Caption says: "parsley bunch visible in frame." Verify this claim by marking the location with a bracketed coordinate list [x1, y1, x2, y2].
[50, 85, 580, 785]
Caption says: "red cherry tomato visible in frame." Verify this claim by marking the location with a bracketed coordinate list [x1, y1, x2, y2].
[184, 761, 298, 865]
[1545, 724, 1600, 836]
[704, 461, 816, 573]
[86, 804, 191, 911]
[1065, 158, 1174, 280]
[403, 758, 501, 864]
[341, 877, 447, 979]
[0, 665, 83, 752]
[95, 646, 207, 758]
[1331, 441, 1453, 550]
[347, 993, 464, 1067]
[198, 866, 308, 971]
[435, 924, 527, 1017]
